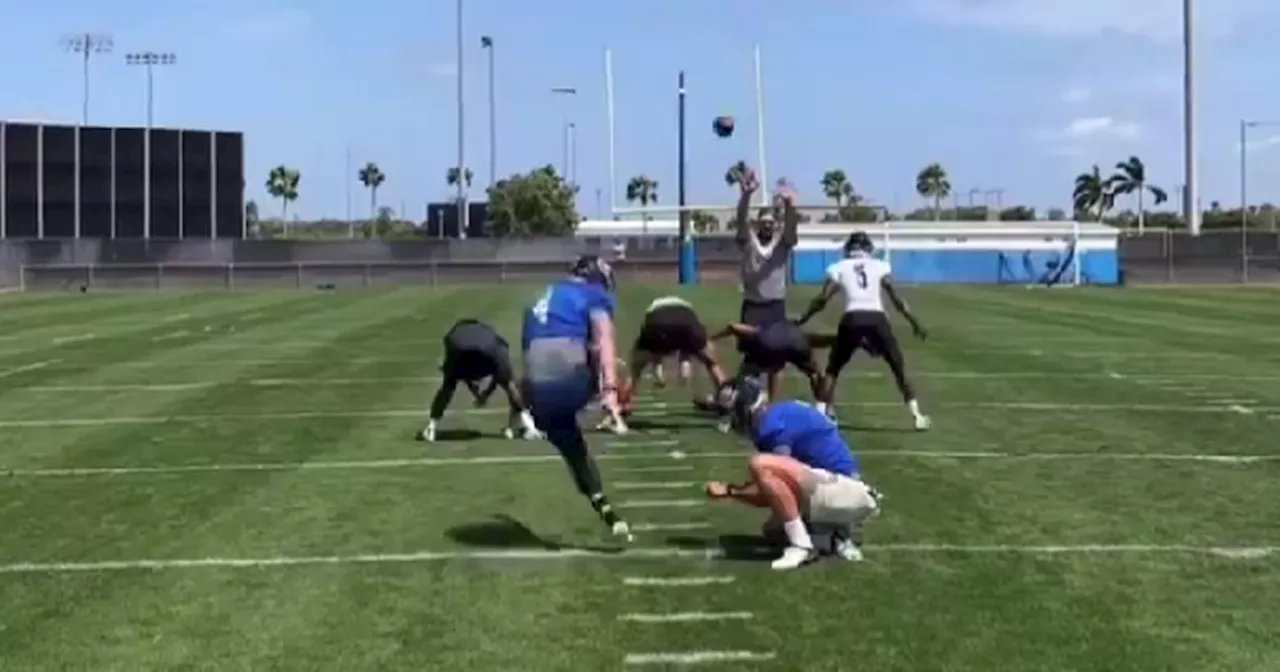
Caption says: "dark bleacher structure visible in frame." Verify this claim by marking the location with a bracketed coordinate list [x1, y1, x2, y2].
[0, 121, 244, 239]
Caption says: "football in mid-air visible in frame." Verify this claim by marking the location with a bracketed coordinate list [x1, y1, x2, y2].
[713, 115, 735, 138]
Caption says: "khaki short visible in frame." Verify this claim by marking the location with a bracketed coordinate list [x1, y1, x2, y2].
[801, 468, 880, 526]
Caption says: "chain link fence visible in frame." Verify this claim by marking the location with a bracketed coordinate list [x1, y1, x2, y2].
[4, 231, 1279, 290]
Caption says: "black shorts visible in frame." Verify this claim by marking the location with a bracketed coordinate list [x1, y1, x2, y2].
[739, 299, 787, 353]
[827, 310, 901, 374]
[635, 305, 708, 357]
[442, 345, 511, 383]
[742, 321, 813, 375]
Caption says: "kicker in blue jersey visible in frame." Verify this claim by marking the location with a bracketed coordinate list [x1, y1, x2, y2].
[520, 255, 633, 543]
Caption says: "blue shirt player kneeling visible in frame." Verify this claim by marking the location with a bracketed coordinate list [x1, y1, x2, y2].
[705, 377, 881, 570]
[521, 255, 633, 542]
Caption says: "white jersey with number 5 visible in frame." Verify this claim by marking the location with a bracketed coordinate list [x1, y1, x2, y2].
[826, 255, 891, 313]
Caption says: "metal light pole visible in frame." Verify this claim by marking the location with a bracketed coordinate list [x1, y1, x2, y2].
[567, 122, 577, 187]
[677, 70, 693, 285]
[125, 51, 176, 239]
[1237, 120, 1280, 282]
[455, 0, 468, 238]
[1183, 0, 1200, 235]
[481, 36, 495, 195]
[62, 33, 113, 125]
[551, 87, 577, 181]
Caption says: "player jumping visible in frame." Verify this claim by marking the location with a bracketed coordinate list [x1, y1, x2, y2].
[607, 295, 730, 428]
[418, 318, 540, 442]
[794, 230, 931, 430]
[705, 377, 882, 570]
[522, 255, 632, 541]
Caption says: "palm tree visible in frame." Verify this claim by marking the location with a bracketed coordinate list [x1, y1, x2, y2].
[625, 175, 658, 221]
[915, 163, 950, 221]
[265, 165, 300, 232]
[1073, 164, 1115, 221]
[1108, 156, 1166, 234]
[357, 162, 386, 239]
[820, 169, 859, 219]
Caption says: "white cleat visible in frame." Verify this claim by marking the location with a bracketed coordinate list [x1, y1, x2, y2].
[523, 428, 544, 440]
[417, 422, 437, 442]
[771, 545, 818, 571]
[502, 427, 516, 440]
[832, 536, 864, 562]
[914, 414, 932, 432]
[612, 520, 634, 542]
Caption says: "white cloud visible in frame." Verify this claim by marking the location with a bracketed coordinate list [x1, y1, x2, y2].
[225, 9, 311, 41]
[906, 0, 1266, 41]
[1061, 86, 1091, 104]
[1064, 116, 1141, 140]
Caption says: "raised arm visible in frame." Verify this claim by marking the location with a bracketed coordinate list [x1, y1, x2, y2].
[775, 180, 800, 249]
[732, 165, 760, 247]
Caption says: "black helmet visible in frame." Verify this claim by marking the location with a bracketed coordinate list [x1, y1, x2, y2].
[843, 230, 874, 256]
[571, 254, 616, 291]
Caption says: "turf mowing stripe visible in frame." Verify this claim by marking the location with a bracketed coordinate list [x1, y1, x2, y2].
[622, 576, 735, 586]
[616, 482, 698, 490]
[0, 545, 1274, 574]
[0, 359, 59, 379]
[3, 449, 1275, 477]
[51, 334, 95, 345]
[623, 651, 777, 666]
[618, 612, 753, 623]
[2, 398, 1274, 428]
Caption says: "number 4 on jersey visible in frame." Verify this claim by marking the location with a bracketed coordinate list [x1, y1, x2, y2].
[531, 287, 553, 324]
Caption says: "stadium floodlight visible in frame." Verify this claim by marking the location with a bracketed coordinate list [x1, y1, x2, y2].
[61, 33, 113, 125]
[125, 51, 176, 239]
[124, 52, 177, 128]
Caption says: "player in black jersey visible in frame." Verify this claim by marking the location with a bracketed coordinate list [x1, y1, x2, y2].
[419, 318, 541, 442]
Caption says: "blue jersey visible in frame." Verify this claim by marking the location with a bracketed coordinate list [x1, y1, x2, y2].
[751, 400, 858, 476]
[521, 279, 615, 351]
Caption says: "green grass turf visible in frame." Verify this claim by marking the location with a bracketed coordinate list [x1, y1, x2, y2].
[1, 284, 1279, 671]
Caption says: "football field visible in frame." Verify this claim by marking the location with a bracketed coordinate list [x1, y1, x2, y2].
[0, 284, 1278, 671]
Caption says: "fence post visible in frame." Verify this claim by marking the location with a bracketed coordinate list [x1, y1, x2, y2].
[295, 263, 303, 288]
[1164, 230, 1173, 283]
[156, 264, 164, 291]
[1242, 228, 1250, 284]
[87, 263, 95, 289]
[19, 264, 26, 292]
[226, 263, 234, 289]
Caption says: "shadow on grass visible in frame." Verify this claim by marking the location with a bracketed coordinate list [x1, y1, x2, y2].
[446, 514, 624, 554]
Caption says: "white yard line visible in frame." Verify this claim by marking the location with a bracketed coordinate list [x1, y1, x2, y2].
[1, 399, 1274, 429]
[631, 523, 713, 532]
[618, 612, 753, 623]
[620, 499, 705, 509]
[622, 576, 735, 587]
[612, 466, 694, 474]
[151, 331, 191, 342]
[0, 360, 58, 379]
[624, 651, 776, 666]
[0, 544, 1271, 575]
[1, 449, 1274, 478]
[1230, 405, 1256, 415]
[160, 313, 191, 323]
[616, 482, 698, 490]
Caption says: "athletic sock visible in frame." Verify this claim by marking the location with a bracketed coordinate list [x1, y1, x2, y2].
[590, 492, 621, 526]
[907, 399, 922, 418]
[782, 518, 813, 549]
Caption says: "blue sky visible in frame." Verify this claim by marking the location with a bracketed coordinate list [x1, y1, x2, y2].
[3, 0, 1280, 219]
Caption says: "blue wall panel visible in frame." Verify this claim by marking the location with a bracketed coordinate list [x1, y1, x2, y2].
[791, 248, 1118, 285]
